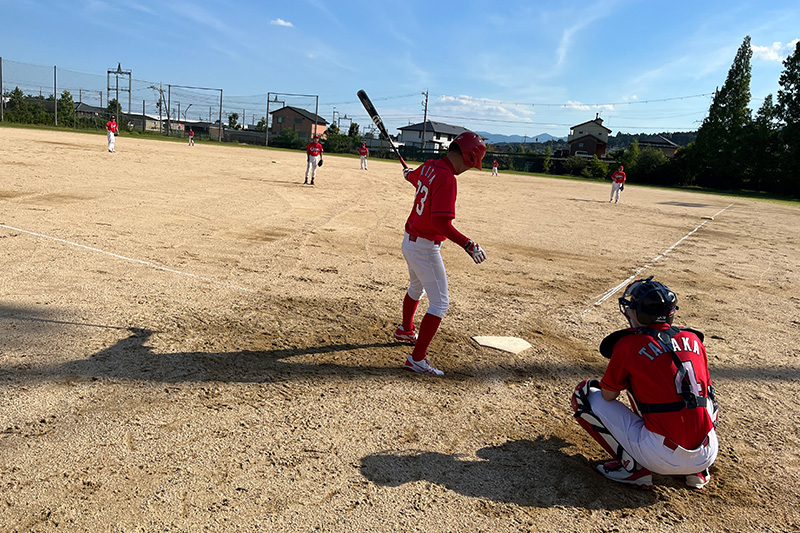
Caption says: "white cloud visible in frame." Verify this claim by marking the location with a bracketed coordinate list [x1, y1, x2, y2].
[270, 18, 294, 27]
[565, 101, 590, 110]
[751, 40, 798, 62]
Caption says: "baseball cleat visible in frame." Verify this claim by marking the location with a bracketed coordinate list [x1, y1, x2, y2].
[685, 469, 710, 489]
[393, 326, 418, 344]
[597, 460, 653, 490]
[404, 355, 443, 376]
[304, 179, 308, 184]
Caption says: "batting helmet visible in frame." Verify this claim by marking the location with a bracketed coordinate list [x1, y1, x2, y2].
[451, 132, 486, 170]
[618, 276, 678, 325]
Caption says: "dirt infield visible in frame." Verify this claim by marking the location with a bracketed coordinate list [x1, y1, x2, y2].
[1, 127, 799, 532]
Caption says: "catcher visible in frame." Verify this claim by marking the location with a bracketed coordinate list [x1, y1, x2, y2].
[571, 276, 719, 490]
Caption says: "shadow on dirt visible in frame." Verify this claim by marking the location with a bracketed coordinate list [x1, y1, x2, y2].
[359, 437, 657, 510]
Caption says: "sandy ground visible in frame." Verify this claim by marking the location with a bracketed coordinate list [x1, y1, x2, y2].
[1, 127, 799, 532]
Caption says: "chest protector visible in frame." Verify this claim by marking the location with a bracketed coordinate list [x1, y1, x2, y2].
[600, 326, 719, 426]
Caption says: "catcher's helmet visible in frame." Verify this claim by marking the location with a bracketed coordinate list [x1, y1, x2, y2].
[451, 131, 486, 170]
[618, 276, 678, 325]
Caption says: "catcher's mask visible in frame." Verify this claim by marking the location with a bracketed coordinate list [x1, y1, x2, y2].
[618, 276, 678, 325]
[451, 131, 486, 170]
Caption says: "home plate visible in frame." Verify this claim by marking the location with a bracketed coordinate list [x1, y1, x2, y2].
[472, 336, 532, 354]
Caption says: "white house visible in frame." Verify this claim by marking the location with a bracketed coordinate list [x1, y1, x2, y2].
[398, 121, 474, 151]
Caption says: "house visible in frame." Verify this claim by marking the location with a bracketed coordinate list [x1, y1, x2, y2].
[398, 121, 474, 151]
[269, 105, 328, 140]
[567, 115, 611, 157]
[637, 135, 679, 157]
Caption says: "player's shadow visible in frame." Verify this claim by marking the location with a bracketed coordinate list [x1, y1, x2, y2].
[10, 327, 415, 384]
[568, 197, 612, 204]
[359, 437, 655, 509]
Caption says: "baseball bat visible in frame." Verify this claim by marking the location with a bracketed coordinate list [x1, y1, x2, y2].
[357, 89, 408, 169]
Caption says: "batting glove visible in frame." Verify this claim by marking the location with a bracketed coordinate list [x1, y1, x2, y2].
[403, 167, 414, 179]
[464, 240, 486, 264]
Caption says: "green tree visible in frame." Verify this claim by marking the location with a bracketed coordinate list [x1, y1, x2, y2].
[542, 146, 553, 174]
[322, 130, 354, 153]
[255, 116, 267, 132]
[563, 156, 587, 176]
[228, 112, 239, 129]
[6, 87, 30, 123]
[775, 40, 800, 195]
[619, 138, 640, 172]
[693, 36, 753, 188]
[347, 122, 360, 139]
[58, 90, 76, 127]
[273, 128, 304, 149]
[582, 154, 609, 180]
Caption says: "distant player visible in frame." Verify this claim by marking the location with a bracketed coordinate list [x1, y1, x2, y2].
[304, 135, 324, 185]
[610, 165, 626, 203]
[393, 131, 487, 376]
[359, 142, 369, 170]
[491, 159, 499, 176]
[106, 115, 118, 153]
[571, 277, 719, 490]
[188, 128, 195, 146]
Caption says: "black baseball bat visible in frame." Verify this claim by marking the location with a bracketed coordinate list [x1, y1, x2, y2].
[357, 89, 408, 169]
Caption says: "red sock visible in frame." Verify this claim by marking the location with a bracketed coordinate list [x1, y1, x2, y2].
[402, 293, 420, 331]
[411, 313, 442, 361]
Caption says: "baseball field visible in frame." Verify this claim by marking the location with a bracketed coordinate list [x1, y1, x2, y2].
[1, 127, 798, 532]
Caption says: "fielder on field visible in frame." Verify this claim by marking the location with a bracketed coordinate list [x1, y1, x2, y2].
[571, 277, 719, 490]
[304, 135, 324, 185]
[106, 115, 118, 153]
[359, 142, 369, 170]
[491, 159, 499, 176]
[393, 131, 488, 376]
[188, 128, 195, 146]
[610, 165, 626, 203]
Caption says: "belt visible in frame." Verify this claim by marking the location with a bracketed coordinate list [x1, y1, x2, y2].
[663, 434, 709, 451]
[408, 234, 441, 246]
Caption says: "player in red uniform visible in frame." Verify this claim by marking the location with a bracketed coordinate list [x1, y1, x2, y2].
[393, 131, 487, 376]
[106, 115, 118, 153]
[491, 159, 498, 176]
[304, 135, 324, 185]
[571, 277, 719, 489]
[610, 165, 626, 203]
[358, 142, 369, 170]
[188, 128, 195, 146]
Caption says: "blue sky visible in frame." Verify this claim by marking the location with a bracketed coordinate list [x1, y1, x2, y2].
[1, 0, 798, 138]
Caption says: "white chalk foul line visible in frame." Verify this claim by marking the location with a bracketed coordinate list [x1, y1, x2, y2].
[577, 203, 733, 320]
[0, 223, 255, 293]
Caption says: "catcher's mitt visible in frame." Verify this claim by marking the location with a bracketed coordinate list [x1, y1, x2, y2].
[317, 158, 323, 167]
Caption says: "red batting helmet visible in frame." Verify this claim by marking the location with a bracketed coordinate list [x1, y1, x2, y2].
[452, 132, 486, 169]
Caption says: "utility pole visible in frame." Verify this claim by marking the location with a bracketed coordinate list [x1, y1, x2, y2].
[421, 90, 429, 155]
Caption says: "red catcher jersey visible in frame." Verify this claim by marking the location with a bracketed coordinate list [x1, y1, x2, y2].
[600, 324, 715, 449]
[612, 170, 626, 183]
[306, 142, 323, 157]
[106, 120, 117, 132]
[404, 158, 457, 242]
[359, 146, 368, 156]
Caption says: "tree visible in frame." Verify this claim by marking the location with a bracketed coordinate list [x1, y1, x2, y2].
[582, 154, 609, 180]
[6, 87, 30, 123]
[775, 40, 800, 195]
[542, 146, 553, 174]
[619, 139, 640, 172]
[255, 116, 267, 132]
[58, 90, 75, 127]
[228, 112, 239, 129]
[563, 156, 587, 176]
[347, 122, 360, 139]
[692, 36, 753, 188]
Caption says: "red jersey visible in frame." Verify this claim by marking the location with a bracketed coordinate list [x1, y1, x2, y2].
[612, 170, 626, 183]
[492, 160, 498, 168]
[306, 142, 323, 157]
[404, 158, 457, 242]
[600, 324, 715, 449]
[189, 130, 194, 137]
[358, 146, 369, 156]
[106, 120, 118, 133]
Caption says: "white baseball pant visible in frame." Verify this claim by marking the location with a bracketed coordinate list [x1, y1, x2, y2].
[610, 182, 623, 202]
[360, 155, 368, 170]
[401, 232, 449, 318]
[587, 389, 718, 475]
[305, 155, 319, 178]
[107, 131, 116, 152]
